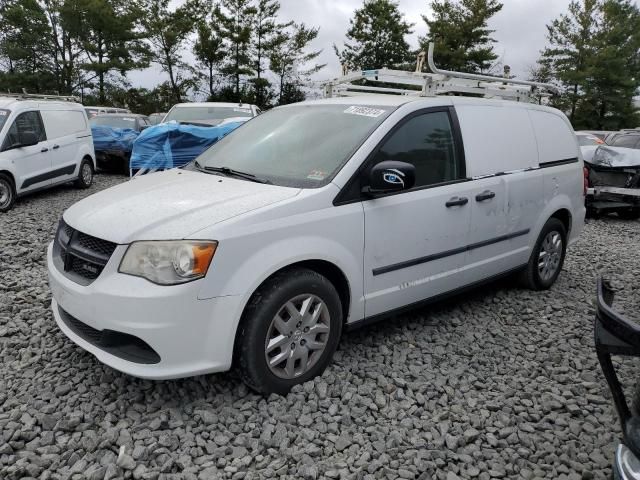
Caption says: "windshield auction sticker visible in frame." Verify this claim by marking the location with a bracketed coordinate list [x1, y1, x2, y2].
[344, 106, 386, 118]
[307, 170, 327, 181]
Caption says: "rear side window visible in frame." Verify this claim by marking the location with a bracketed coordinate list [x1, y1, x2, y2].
[611, 135, 640, 149]
[41, 110, 88, 139]
[371, 111, 463, 188]
[0, 109, 9, 132]
[2, 111, 46, 150]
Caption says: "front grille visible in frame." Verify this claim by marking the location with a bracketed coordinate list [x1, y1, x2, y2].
[58, 306, 161, 364]
[53, 219, 117, 285]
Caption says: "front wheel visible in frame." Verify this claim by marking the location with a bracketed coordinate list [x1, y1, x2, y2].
[521, 218, 567, 290]
[74, 158, 94, 189]
[237, 268, 343, 395]
[0, 174, 16, 212]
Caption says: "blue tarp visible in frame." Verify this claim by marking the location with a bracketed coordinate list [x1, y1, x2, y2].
[91, 125, 139, 153]
[130, 121, 243, 171]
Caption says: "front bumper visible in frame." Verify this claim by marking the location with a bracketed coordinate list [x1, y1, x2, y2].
[47, 242, 243, 379]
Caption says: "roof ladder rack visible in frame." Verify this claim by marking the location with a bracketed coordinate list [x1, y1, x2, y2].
[324, 42, 561, 104]
[0, 89, 79, 102]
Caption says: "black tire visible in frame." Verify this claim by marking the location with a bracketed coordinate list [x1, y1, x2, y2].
[237, 268, 343, 395]
[123, 155, 131, 176]
[521, 218, 567, 290]
[618, 209, 640, 220]
[74, 158, 94, 189]
[0, 174, 16, 212]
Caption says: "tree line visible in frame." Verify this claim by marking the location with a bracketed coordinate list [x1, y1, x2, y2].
[0, 0, 324, 113]
[1, 0, 639, 128]
[335, 0, 640, 130]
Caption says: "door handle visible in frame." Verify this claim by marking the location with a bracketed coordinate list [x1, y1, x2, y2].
[475, 190, 496, 202]
[52, 144, 60, 150]
[445, 196, 469, 208]
[40, 147, 49, 153]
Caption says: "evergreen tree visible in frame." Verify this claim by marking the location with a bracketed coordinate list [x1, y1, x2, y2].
[0, 0, 56, 93]
[76, 0, 150, 104]
[270, 23, 324, 105]
[251, 0, 291, 108]
[214, 0, 257, 102]
[420, 0, 503, 73]
[139, 0, 206, 102]
[194, 17, 225, 99]
[578, 0, 640, 128]
[540, 0, 599, 122]
[334, 0, 412, 71]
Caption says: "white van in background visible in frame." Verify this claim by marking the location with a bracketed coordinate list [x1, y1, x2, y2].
[0, 96, 95, 212]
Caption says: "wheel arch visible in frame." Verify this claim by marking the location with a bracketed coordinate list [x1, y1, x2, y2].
[231, 258, 352, 366]
[550, 208, 572, 237]
[0, 170, 16, 190]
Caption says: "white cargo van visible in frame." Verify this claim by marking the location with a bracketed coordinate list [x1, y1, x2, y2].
[0, 95, 95, 211]
[47, 50, 585, 394]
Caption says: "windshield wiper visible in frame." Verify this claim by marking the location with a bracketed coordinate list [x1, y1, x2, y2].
[200, 165, 271, 184]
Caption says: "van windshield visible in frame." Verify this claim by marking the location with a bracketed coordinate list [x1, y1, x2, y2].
[165, 106, 253, 123]
[90, 115, 137, 129]
[195, 104, 394, 188]
[0, 109, 9, 132]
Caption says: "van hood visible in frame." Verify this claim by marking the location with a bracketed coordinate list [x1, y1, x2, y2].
[63, 169, 300, 243]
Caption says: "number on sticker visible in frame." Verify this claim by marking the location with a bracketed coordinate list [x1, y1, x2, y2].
[344, 106, 386, 118]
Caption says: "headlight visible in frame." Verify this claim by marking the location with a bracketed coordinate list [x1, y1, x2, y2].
[119, 240, 218, 285]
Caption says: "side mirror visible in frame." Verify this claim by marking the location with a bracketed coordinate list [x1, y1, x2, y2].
[364, 160, 416, 195]
[18, 130, 39, 147]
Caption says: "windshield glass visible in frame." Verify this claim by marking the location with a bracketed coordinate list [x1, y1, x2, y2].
[0, 109, 9, 132]
[90, 116, 137, 129]
[195, 104, 394, 188]
[165, 106, 253, 122]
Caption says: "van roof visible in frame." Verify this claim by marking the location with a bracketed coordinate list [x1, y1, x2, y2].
[0, 97, 84, 110]
[295, 94, 564, 115]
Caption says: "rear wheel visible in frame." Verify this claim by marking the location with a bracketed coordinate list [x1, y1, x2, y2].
[237, 268, 343, 395]
[75, 158, 94, 189]
[0, 174, 16, 212]
[521, 218, 567, 290]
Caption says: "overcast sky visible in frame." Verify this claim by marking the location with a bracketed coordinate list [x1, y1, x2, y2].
[128, 0, 574, 92]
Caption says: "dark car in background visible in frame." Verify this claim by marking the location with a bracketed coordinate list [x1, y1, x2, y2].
[90, 113, 150, 174]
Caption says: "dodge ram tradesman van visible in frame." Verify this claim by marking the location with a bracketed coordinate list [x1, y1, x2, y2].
[0, 95, 95, 211]
[47, 94, 585, 394]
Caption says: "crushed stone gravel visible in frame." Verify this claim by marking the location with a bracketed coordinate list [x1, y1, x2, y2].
[1, 173, 639, 479]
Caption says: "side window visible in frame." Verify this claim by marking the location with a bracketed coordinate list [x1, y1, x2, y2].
[371, 111, 462, 188]
[612, 135, 640, 149]
[2, 111, 46, 150]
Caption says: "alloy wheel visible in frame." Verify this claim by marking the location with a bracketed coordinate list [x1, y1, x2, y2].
[0, 181, 11, 208]
[82, 163, 92, 185]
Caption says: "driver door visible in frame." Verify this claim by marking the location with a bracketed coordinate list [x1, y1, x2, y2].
[1, 110, 51, 194]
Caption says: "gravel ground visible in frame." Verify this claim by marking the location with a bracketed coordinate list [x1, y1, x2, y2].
[1, 173, 640, 480]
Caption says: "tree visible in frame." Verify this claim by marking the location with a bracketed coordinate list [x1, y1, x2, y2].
[270, 23, 324, 105]
[0, 0, 56, 93]
[334, 0, 413, 71]
[251, 0, 291, 108]
[540, 0, 599, 122]
[140, 0, 206, 102]
[420, 0, 503, 73]
[580, 0, 640, 128]
[194, 17, 225, 99]
[76, 0, 149, 104]
[540, 0, 640, 129]
[215, 0, 257, 102]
